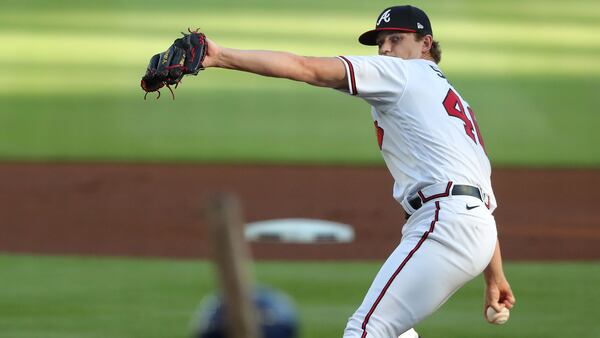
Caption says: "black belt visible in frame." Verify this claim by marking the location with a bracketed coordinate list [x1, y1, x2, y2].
[406, 184, 482, 218]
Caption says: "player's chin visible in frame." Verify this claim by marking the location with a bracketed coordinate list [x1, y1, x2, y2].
[381, 52, 409, 59]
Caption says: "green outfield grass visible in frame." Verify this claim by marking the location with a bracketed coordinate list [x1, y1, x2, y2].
[1, 0, 599, 166]
[0, 254, 598, 338]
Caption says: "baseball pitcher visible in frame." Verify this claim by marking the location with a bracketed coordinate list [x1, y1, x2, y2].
[141, 5, 516, 338]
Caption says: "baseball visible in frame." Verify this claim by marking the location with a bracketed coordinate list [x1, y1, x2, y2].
[486, 306, 510, 325]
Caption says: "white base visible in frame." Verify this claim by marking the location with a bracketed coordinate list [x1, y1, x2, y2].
[245, 218, 355, 243]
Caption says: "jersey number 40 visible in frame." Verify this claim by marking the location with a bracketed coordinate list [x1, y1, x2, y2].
[443, 88, 486, 150]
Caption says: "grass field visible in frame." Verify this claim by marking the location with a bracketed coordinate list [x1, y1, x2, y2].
[1, 0, 599, 166]
[0, 254, 598, 338]
[1, 2, 598, 337]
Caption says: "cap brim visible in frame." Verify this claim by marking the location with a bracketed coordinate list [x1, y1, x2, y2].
[358, 28, 417, 46]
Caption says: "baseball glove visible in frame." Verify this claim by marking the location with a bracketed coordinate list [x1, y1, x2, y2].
[140, 29, 207, 99]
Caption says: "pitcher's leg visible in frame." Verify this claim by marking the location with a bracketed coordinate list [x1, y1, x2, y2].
[343, 202, 496, 338]
[343, 234, 468, 337]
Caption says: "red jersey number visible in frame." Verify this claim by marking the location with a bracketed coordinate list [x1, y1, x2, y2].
[443, 88, 485, 150]
[374, 121, 384, 150]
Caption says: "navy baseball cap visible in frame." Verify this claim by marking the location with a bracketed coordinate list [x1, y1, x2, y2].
[359, 5, 433, 46]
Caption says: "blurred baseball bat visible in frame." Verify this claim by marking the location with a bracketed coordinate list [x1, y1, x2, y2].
[206, 192, 261, 338]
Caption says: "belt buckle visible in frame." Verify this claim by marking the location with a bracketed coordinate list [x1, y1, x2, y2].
[477, 187, 491, 209]
[476, 186, 483, 201]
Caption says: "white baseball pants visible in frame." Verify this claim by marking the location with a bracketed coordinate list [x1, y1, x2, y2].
[343, 195, 497, 338]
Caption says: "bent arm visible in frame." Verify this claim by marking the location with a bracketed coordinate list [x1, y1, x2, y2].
[203, 39, 348, 90]
[483, 239, 516, 313]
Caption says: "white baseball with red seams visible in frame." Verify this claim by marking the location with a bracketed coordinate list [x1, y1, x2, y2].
[486, 305, 510, 324]
[337, 55, 499, 337]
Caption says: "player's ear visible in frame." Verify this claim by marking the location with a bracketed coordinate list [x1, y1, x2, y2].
[420, 35, 433, 54]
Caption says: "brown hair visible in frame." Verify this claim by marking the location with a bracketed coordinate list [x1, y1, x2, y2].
[416, 32, 442, 64]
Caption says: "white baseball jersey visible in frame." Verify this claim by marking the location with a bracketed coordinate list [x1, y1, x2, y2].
[337, 55, 497, 212]
[336, 55, 500, 338]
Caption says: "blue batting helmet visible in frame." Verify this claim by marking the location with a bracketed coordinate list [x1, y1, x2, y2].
[194, 286, 299, 338]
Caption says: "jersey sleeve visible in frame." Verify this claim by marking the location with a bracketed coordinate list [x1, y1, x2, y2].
[337, 55, 409, 106]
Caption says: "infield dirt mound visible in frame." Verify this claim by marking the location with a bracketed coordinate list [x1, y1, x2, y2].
[0, 163, 598, 260]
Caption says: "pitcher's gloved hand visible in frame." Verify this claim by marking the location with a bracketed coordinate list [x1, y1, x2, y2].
[140, 30, 207, 99]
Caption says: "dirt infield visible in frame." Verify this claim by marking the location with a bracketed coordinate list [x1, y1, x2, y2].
[0, 163, 598, 260]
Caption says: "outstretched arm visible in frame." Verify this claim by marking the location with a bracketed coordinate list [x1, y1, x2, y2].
[202, 38, 348, 90]
[483, 239, 516, 317]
